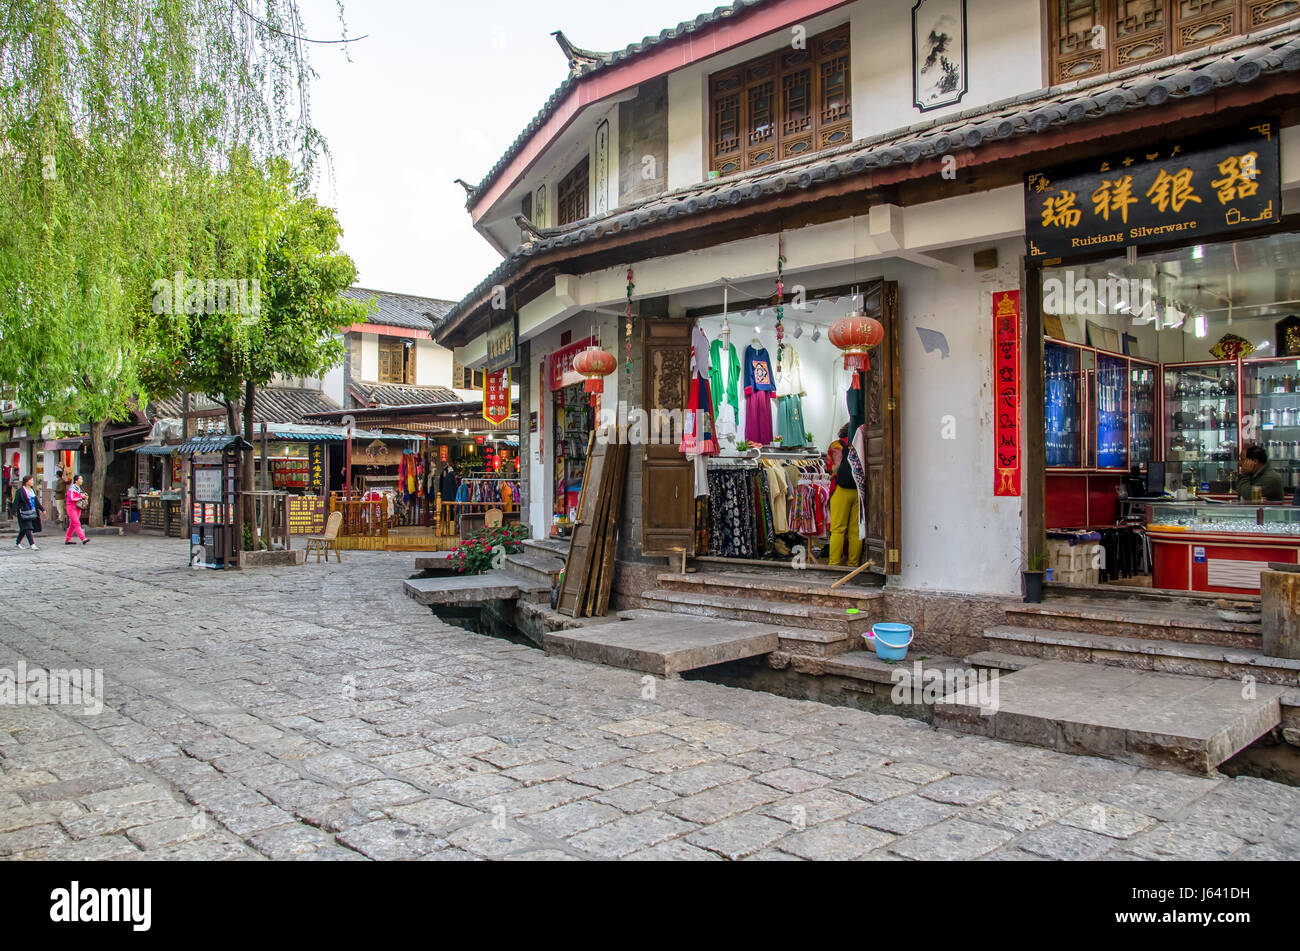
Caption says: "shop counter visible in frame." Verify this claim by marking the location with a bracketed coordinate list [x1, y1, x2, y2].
[1147, 502, 1300, 594]
[137, 494, 185, 538]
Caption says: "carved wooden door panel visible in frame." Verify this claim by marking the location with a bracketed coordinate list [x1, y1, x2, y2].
[642, 318, 694, 556]
[860, 280, 901, 574]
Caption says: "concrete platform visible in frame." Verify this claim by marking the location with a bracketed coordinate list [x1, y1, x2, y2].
[543, 610, 779, 677]
[404, 572, 545, 606]
[935, 659, 1287, 775]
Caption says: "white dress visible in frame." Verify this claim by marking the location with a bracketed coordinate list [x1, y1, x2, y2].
[774, 344, 805, 396]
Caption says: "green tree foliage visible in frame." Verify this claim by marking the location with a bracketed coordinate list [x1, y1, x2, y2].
[0, 0, 347, 524]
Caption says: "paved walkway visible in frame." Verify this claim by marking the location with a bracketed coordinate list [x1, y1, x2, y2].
[1, 535, 1299, 860]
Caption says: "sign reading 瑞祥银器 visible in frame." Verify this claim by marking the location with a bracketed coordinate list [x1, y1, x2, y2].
[1025, 121, 1279, 261]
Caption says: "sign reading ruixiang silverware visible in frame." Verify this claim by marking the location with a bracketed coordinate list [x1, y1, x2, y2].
[1025, 121, 1280, 261]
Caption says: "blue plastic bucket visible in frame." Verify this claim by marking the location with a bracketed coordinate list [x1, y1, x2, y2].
[870, 623, 913, 661]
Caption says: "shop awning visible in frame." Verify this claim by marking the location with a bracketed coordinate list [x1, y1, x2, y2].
[175, 435, 253, 454]
[127, 443, 180, 456]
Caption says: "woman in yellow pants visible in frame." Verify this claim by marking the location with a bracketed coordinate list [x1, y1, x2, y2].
[826, 424, 862, 567]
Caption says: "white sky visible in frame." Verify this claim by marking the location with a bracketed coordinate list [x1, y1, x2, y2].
[299, 0, 712, 304]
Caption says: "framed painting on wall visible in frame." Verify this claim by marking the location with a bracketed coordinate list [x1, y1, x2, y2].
[912, 0, 967, 113]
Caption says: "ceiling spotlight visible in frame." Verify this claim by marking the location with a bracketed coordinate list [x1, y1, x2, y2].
[811, 325, 821, 342]
[792, 323, 803, 339]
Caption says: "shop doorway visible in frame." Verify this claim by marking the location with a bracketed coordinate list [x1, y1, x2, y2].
[640, 280, 901, 576]
[1037, 228, 1300, 596]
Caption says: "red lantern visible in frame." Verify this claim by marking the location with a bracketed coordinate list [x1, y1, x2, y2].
[572, 345, 617, 395]
[829, 312, 884, 388]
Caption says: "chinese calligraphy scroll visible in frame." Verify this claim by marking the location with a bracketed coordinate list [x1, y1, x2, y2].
[993, 290, 1021, 498]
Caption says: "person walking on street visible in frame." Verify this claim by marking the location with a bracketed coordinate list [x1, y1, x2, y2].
[53, 467, 68, 527]
[65, 474, 89, 545]
[10, 474, 44, 550]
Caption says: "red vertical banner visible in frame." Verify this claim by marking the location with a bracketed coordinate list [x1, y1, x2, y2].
[993, 290, 1022, 497]
[439, 444, 448, 463]
[483, 368, 511, 425]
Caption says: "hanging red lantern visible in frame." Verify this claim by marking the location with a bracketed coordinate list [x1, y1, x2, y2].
[829, 311, 884, 388]
[572, 345, 617, 395]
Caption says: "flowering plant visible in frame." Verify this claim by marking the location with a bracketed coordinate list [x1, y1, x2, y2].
[446, 523, 528, 575]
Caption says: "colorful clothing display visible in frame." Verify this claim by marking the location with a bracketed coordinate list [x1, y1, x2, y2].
[702, 458, 832, 558]
[681, 326, 719, 456]
[710, 338, 741, 426]
[743, 343, 776, 445]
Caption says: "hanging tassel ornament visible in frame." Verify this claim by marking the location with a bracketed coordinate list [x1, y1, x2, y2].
[774, 237, 786, 372]
[625, 268, 634, 376]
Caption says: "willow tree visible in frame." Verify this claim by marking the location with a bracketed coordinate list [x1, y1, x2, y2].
[0, 0, 349, 525]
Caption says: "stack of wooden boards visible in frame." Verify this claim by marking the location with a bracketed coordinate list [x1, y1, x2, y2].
[557, 429, 629, 617]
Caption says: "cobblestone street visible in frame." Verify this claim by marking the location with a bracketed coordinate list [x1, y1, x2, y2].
[2, 536, 1299, 861]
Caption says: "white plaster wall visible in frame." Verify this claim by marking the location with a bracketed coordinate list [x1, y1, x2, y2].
[360, 334, 379, 383]
[322, 360, 344, 408]
[882, 238, 1027, 597]
[667, 68, 705, 191]
[851, 0, 1043, 139]
[416, 339, 459, 388]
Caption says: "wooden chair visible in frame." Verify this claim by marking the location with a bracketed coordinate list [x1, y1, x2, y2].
[305, 511, 343, 563]
[484, 508, 503, 529]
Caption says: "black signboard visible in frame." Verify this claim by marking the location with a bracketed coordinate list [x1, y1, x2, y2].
[309, 442, 325, 492]
[486, 312, 518, 372]
[1026, 121, 1279, 261]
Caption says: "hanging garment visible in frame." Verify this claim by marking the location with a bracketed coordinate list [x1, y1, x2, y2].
[765, 463, 790, 534]
[744, 391, 774, 445]
[774, 343, 804, 397]
[776, 395, 805, 447]
[694, 497, 710, 556]
[849, 423, 868, 543]
[681, 327, 719, 456]
[710, 338, 741, 426]
[706, 468, 756, 558]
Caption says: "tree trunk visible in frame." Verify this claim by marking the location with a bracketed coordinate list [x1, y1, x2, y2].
[88, 419, 107, 528]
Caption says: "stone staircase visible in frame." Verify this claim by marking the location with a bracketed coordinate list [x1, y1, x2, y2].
[638, 570, 884, 658]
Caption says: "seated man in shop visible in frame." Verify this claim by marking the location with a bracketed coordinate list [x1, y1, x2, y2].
[1237, 445, 1286, 501]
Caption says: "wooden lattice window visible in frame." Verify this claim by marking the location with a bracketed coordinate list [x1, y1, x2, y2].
[1048, 0, 1300, 84]
[708, 25, 852, 176]
[556, 160, 589, 226]
[377, 338, 413, 384]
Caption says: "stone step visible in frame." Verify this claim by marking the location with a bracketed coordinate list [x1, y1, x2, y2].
[639, 588, 873, 638]
[1045, 581, 1257, 609]
[655, 571, 884, 609]
[542, 610, 779, 677]
[1005, 598, 1260, 649]
[403, 571, 548, 607]
[521, 537, 569, 558]
[964, 650, 1046, 672]
[505, 551, 565, 589]
[933, 658, 1286, 775]
[983, 625, 1300, 687]
[618, 608, 855, 658]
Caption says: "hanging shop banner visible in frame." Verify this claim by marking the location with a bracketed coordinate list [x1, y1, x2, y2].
[548, 337, 595, 391]
[993, 290, 1021, 497]
[484, 368, 511, 425]
[309, 442, 325, 492]
[439, 444, 448, 463]
[1025, 120, 1280, 261]
[486, 312, 519, 372]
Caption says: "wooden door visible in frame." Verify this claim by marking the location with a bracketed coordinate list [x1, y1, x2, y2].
[861, 280, 902, 574]
[557, 432, 605, 616]
[641, 318, 694, 556]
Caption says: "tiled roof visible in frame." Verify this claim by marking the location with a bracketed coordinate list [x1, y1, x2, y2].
[441, 24, 1300, 340]
[348, 381, 462, 407]
[149, 387, 342, 425]
[342, 287, 456, 332]
[468, 0, 775, 206]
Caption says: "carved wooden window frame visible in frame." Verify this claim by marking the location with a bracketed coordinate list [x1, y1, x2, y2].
[1048, 0, 1300, 85]
[708, 25, 852, 176]
[556, 159, 590, 226]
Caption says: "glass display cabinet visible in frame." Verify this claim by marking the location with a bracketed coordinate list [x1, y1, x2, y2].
[1045, 341, 1084, 468]
[1092, 352, 1129, 470]
[1129, 362, 1156, 466]
[1242, 357, 1300, 494]
[1146, 500, 1300, 592]
[1162, 361, 1238, 492]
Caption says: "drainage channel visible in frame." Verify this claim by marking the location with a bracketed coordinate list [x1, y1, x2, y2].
[428, 604, 542, 649]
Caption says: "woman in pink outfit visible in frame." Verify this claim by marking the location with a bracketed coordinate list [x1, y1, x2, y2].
[65, 474, 89, 545]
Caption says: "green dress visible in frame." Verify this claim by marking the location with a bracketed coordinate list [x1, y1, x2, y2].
[710, 338, 740, 425]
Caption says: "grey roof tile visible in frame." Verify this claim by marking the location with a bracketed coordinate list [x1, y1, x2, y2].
[441, 23, 1300, 338]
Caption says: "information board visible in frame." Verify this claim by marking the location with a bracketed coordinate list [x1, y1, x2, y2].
[287, 496, 327, 535]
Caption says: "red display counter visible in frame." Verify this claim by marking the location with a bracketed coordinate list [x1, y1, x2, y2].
[1147, 502, 1300, 594]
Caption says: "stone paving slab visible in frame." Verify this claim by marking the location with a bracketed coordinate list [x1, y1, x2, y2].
[936, 659, 1286, 775]
[1, 536, 1299, 861]
[543, 612, 779, 676]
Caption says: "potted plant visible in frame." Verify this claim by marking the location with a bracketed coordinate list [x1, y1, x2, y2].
[1021, 548, 1047, 603]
